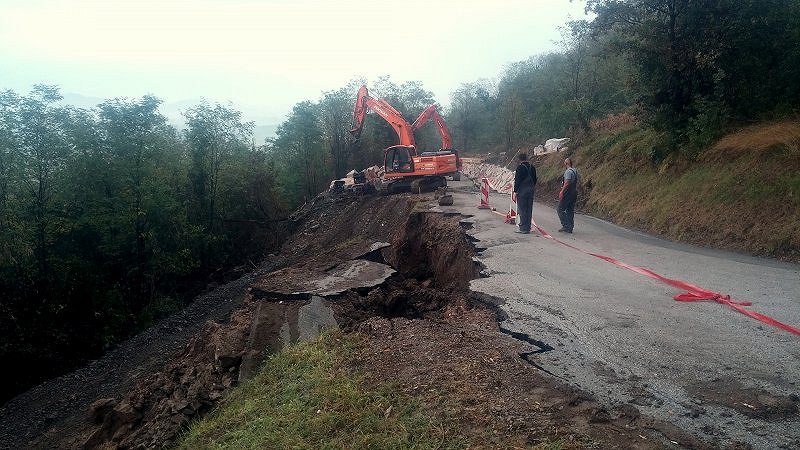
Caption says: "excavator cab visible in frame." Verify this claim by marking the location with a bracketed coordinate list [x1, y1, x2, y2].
[385, 145, 415, 174]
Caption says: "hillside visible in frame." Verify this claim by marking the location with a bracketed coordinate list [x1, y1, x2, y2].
[531, 120, 800, 263]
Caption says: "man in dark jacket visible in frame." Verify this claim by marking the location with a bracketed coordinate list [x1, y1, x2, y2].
[513, 153, 537, 234]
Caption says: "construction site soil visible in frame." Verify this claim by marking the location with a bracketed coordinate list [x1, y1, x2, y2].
[0, 191, 713, 449]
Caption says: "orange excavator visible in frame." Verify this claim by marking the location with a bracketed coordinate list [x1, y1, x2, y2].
[350, 85, 460, 193]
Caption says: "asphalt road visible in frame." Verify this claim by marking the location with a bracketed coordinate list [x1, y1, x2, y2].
[446, 179, 800, 449]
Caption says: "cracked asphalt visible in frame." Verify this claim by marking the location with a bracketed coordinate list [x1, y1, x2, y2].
[444, 179, 800, 449]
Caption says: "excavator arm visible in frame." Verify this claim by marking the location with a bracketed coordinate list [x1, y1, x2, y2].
[411, 104, 452, 150]
[350, 85, 416, 148]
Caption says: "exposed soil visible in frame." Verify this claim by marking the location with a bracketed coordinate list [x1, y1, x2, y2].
[686, 379, 800, 421]
[0, 190, 716, 449]
[352, 315, 707, 449]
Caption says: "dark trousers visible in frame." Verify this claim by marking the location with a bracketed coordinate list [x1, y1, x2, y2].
[517, 188, 534, 232]
[557, 192, 576, 231]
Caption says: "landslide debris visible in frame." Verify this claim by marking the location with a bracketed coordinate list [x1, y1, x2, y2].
[0, 255, 286, 450]
[0, 189, 708, 450]
[13, 192, 479, 449]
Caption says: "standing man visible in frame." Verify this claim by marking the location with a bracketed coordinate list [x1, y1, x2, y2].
[557, 158, 578, 233]
[513, 153, 537, 234]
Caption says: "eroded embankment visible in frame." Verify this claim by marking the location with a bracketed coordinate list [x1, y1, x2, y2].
[23, 190, 706, 449]
[77, 194, 481, 449]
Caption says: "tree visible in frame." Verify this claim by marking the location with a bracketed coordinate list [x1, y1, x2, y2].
[217, 142, 287, 256]
[588, 0, 800, 150]
[704, 0, 800, 118]
[0, 87, 290, 403]
[319, 85, 357, 178]
[184, 102, 253, 234]
[449, 81, 495, 151]
[16, 85, 71, 287]
[0, 90, 21, 265]
[588, 0, 694, 127]
[560, 20, 592, 101]
[98, 95, 174, 310]
[499, 93, 525, 152]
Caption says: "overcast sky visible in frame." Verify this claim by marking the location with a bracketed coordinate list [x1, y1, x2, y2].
[1, 0, 590, 137]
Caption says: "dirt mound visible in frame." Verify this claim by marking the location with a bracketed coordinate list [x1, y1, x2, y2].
[55, 193, 479, 449]
[353, 313, 707, 449]
[82, 305, 255, 449]
[284, 193, 416, 263]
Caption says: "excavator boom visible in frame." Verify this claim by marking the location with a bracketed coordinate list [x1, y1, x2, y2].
[350, 86, 416, 148]
[411, 104, 452, 150]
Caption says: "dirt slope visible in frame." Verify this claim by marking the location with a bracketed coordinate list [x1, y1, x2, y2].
[0, 190, 706, 449]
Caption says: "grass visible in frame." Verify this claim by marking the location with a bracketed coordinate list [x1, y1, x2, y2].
[703, 120, 800, 162]
[174, 330, 467, 450]
[558, 119, 800, 260]
[173, 329, 577, 450]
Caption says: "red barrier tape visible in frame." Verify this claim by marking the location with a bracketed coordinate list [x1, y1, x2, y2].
[490, 212, 800, 336]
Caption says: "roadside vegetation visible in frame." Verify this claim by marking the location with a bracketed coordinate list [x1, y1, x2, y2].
[176, 329, 581, 450]
[176, 330, 467, 450]
[537, 119, 800, 261]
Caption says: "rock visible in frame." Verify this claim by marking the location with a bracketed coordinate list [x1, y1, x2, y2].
[171, 400, 189, 414]
[111, 401, 140, 424]
[88, 398, 116, 424]
[619, 403, 641, 420]
[589, 407, 611, 423]
[438, 195, 453, 206]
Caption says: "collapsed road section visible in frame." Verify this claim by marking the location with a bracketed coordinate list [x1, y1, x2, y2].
[1, 188, 708, 449]
[76, 193, 484, 449]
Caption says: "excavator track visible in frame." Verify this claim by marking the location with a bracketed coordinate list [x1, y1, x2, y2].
[381, 176, 446, 195]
